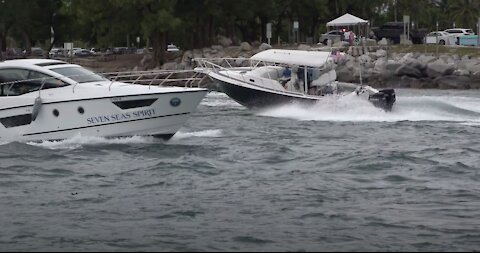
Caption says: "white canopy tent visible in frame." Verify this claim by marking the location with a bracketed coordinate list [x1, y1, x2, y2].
[326, 13, 370, 40]
[327, 13, 368, 27]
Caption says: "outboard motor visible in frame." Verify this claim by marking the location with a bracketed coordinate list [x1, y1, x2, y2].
[368, 89, 396, 111]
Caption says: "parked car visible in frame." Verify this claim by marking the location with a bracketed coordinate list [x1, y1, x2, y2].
[371, 22, 428, 44]
[424, 31, 456, 45]
[444, 28, 475, 45]
[319, 30, 344, 45]
[167, 43, 180, 52]
[444, 28, 475, 36]
[5, 48, 24, 59]
[23, 47, 45, 57]
[73, 48, 92, 57]
[89, 48, 99, 55]
[49, 48, 67, 58]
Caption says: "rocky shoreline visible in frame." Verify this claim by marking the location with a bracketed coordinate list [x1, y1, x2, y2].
[142, 39, 480, 90]
[335, 47, 480, 89]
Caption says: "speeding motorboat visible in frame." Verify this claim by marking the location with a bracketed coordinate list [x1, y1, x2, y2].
[0, 59, 207, 142]
[194, 49, 395, 111]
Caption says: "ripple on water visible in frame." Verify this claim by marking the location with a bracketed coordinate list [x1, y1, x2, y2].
[1, 90, 480, 252]
[233, 236, 274, 245]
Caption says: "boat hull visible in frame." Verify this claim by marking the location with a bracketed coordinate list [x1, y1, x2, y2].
[214, 78, 395, 111]
[0, 90, 207, 142]
[215, 79, 317, 109]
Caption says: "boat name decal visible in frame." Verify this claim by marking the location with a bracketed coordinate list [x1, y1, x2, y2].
[87, 108, 156, 125]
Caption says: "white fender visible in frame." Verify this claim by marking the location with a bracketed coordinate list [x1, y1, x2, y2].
[32, 97, 42, 122]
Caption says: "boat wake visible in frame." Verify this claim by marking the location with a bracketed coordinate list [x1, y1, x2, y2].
[172, 129, 223, 140]
[14, 129, 224, 150]
[26, 135, 158, 150]
[257, 93, 480, 123]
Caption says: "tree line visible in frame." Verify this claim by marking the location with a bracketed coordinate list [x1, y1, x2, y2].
[0, 0, 479, 65]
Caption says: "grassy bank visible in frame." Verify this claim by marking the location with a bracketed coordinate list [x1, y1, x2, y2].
[391, 44, 480, 57]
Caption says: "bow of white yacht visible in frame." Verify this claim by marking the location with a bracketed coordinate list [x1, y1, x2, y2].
[0, 59, 208, 142]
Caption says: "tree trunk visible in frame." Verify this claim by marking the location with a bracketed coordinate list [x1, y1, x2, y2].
[151, 32, 166, 67]
[23, 31, 32, 57]
[0, 32, 6, 52]
[260, 16, 268, 43]
[208, 15, 214, 46]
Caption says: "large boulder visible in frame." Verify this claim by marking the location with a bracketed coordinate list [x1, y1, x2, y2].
[181, 50, 194, 67]
[336, 65, 356, 83]
[375, 49, 387, 58]
[192, 49, 204, 59]
[140, 53, 154, 69]
[439, 54, 455, 65]
[417, 55, 437, 64]
[378, 38, 389, 46]
[461, 61, 480, 74]
[240, 42, 252, 51]
[217, 36, 233, 47]
[357, 54, 372, 64]
[453, 69, 471, 76]
[399, 53, 415, 63]
[435, 75, 472, 89]
[259, 43, 272, 51]
[251, 41, 261, 48]
[385, 62, 402, 73]
[426, 60, 455, 78]
[395, 64, 423, 78]
[211, 45, 224, 51]
[373, 58, 387, 72]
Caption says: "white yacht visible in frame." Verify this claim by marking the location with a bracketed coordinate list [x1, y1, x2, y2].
[0, 59, 207, 142]
[195, 49, 396, 111]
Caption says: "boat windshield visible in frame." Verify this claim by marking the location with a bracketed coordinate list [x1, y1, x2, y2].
[51, 66, 107, 83]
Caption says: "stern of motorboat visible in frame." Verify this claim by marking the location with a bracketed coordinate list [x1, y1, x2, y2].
[368, 88, 396, 111]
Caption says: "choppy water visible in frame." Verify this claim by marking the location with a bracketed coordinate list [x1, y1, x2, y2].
[1, 89, 480, 251]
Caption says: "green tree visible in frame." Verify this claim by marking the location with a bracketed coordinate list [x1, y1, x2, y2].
[0, 0, 61, 56]
[451, 0, 480, 29]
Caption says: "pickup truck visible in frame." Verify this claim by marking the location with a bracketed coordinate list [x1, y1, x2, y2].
[371, 22, 428, 44]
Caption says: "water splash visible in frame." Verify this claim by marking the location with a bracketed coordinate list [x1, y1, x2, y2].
[27, 134, 156, 150]
[172, 129, 223, 140]
[201, 92, 242, 108]
[257, 94, 480, 123]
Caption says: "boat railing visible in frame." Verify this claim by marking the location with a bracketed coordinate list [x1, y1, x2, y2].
[101, 69, 208, 89]
[0, 69, 208, 97]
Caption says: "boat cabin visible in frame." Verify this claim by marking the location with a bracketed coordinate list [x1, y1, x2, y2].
[0, 59, 105, 96]
[248, 49, 340, 96]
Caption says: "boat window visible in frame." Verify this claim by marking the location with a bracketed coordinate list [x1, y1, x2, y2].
[51, 66, 107, 83]
[0, 69, 69, 96]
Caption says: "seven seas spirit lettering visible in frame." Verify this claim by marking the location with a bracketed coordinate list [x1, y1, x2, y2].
[87, 109, 156, 124]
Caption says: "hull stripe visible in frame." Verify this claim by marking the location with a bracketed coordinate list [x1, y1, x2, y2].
[22, 112, 190, 137]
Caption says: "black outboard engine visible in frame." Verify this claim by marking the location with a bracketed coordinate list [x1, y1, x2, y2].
[369, 89, 396, 111]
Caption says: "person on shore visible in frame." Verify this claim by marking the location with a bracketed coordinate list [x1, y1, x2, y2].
[343, 30, 351, 42]
[349, 31, 356, 46]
